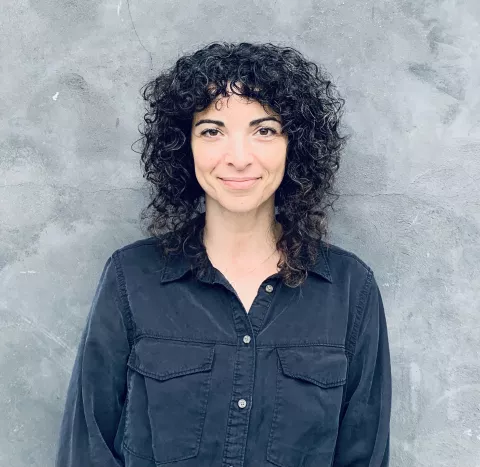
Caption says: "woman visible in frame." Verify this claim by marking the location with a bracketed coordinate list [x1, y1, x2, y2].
[55, 41, 391, 467]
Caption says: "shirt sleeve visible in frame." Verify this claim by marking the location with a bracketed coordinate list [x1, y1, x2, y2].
[332, 270, 392, 467]
[55, 252, 133, 467]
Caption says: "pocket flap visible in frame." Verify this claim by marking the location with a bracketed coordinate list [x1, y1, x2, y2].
[127, 338, 215, 381]
[276, 345, 347, 388]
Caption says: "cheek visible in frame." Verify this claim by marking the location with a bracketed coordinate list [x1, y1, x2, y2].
[193, 153, 223, 191]
[193, 148, 220, 172]
[264, 151, 287, 176]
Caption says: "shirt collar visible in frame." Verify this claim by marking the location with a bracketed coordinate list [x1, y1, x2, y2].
[159, 239, 333, 284]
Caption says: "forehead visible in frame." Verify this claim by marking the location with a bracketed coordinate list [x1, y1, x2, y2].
[194, 93, 279, 120]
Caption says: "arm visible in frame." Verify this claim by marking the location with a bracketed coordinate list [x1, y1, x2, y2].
[55, 252, 133, 467]
[333, 270, 392, 466]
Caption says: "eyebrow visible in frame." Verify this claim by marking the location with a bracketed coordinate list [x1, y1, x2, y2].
[194, 116, 281, 127]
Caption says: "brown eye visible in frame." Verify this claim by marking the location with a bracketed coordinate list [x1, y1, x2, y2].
[258, 127, 277, 136]
[200, 129, 221, 137]
[200, 127, 278, 138]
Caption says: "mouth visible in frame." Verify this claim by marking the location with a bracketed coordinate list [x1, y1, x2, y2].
[219, 177, 261, 189]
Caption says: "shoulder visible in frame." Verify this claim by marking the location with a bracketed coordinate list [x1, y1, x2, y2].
[320, 240, 377, 289]
[322, 241, 373, 273]
[114, 235, 164, 255]
[109, 235, 168, 273]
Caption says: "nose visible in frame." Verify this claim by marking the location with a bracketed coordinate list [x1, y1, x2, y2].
[224, 136, 254, 168]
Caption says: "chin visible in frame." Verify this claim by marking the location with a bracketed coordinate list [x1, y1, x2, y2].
[221, 203, 257, 213]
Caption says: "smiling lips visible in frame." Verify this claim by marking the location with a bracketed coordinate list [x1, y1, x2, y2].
[220, 177, 260, 189]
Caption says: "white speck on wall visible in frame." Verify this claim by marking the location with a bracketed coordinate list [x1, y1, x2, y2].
[464, 429, 473, 437]
[117, 0, 122, 16]
[52, 92, 59, 101]
[19, 271, 37, 274]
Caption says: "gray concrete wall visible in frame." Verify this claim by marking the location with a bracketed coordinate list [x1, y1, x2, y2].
[1, 1, 479, 466]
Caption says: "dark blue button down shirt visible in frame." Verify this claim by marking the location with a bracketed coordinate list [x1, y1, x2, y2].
[55, 236, 391, 467]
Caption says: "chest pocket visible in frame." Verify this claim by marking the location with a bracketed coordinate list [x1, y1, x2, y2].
[267, 345, 348, 467]
[123, 338, 214, 465]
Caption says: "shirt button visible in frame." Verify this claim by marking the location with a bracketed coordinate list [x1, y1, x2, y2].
[243, 335, 251, 344]
[265, 284, 274, 293]
[238, 399, 247, 409]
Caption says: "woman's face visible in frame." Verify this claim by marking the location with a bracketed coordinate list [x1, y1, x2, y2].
[190, 91, 288, 215]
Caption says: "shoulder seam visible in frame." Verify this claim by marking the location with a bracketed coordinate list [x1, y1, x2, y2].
[111, 250, 136, 347]
[116, 237, 159, 254]
[327, 248, 371, 274]
[345, 267, 374, 359]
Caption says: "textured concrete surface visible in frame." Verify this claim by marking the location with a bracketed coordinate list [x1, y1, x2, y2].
[1, 1, 479, 466]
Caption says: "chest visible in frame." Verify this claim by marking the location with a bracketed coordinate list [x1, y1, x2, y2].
[220, 265, 281, 314]
[229, 280, 262, 314]
[122, 328, 348, 467]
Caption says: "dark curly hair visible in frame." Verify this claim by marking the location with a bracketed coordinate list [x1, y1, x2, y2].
[135, 41, 350, 288]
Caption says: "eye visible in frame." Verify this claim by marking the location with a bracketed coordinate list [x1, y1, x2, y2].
[199, 126, 279, 138]
[200, 128, 221, 137]
[257, 126, 278, 136]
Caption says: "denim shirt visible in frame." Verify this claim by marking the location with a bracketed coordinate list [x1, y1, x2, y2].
[55, 235, 391, 467]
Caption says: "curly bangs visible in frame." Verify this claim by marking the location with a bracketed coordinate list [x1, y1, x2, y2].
[136, 41, 350, 287]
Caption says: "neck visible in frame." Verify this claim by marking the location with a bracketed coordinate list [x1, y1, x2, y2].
[202, 208, 282, 270]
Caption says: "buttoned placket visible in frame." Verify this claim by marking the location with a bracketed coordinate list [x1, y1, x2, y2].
[217, 275, 279, 467]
